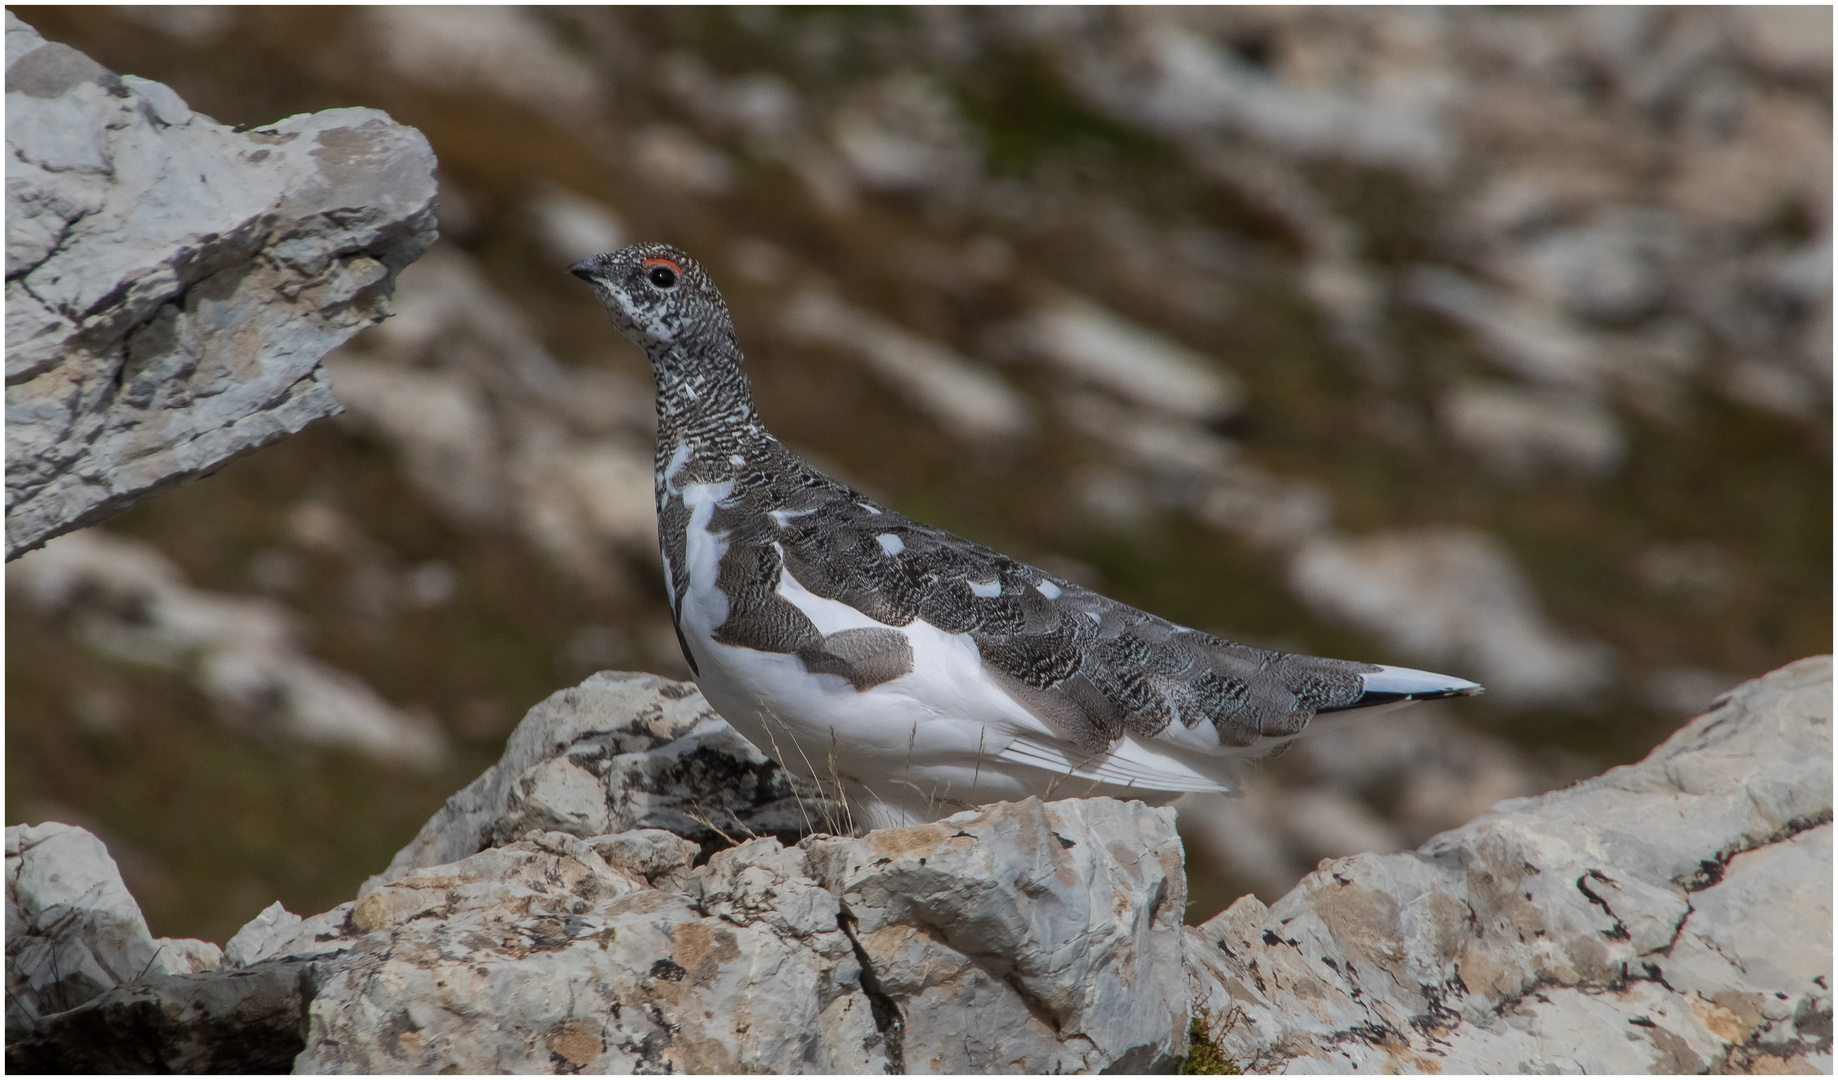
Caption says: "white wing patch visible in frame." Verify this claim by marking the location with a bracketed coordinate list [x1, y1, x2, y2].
[1036, 580, 1062, 599]
[877, 533, 905, 556]
[676, 479, 737, 634]
[664, 442, 694, 483]
[969, 579, 1001, 598]
[995, 734, 1235, 794]
[770, 507, 819, 527]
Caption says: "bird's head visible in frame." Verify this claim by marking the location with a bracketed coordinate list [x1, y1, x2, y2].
[571, 243, 738, 371]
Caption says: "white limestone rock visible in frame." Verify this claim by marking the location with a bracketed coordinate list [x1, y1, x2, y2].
[221, 901, 305, 969]
[326, 670, 1191, 1072]
[781, 287, 1034, 445]
[4, 14, 436, 560]
[362, 6, 602, 123]
[292, 828, 879, 1073]
[831, 73, 982, 197]
[522, 181, 626, 266]
[297, 796, 1189, 1074]
[1068, 19, 1454, 179]
[1440, 382, 1627, 479]
[1023, 295, 1242, 423]
[805, 797, 1190, 1073]
[7, 659, 1829, 1072]
[1405, 265, 1607, 391]
[1186, 655, 1832, 1074]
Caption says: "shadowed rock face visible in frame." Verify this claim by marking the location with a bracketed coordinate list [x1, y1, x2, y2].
[4, 12, 437, 560]
[7, 658, 1828, 1073]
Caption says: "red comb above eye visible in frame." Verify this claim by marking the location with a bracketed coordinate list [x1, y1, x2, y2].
[643, 258, 683, 274]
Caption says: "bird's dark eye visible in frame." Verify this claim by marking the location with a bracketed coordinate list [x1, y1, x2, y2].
[647, 265, 679, 289]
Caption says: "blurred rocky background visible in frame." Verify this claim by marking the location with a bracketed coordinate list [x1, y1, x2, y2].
[7, 6, 1829, 943]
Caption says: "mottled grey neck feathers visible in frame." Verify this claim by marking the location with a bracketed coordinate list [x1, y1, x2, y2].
[648, 332, 771, 481]
[567, 242, 786, 490]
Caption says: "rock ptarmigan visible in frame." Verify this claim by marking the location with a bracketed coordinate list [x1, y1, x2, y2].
[573, 243, 1481, 830]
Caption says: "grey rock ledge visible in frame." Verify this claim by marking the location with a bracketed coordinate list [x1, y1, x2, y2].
[4, 14, 438, 559]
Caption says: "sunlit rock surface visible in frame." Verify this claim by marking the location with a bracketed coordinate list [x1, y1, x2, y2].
[4, 13, 436, 559]
[8, 659, 1827, 1072]
[1187, 655, 1832, 1073]
[285, 797, 1187, 1074]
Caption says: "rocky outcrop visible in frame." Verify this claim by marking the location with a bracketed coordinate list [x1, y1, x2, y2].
[300, 673, 1187, 1072]
[6, 658, 1828, 1072]
[1187, 655, 1832, 1073]
[4, 13, 437, 559]
[284, 797, 1187, 1074]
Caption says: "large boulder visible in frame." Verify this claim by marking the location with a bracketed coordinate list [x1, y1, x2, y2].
[4, 13, 437, 559]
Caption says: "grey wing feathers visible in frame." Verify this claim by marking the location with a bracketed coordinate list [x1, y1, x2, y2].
[769, 483, 1376, 755]
[976, 577, 1376, 753]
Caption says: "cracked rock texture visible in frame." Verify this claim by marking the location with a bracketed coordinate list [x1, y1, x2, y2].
[1187, 655, 1832, 1073]
[288, 797, 1188, 1074]
[7, 659, 1827, 1072]
[4, 13, 437, 559]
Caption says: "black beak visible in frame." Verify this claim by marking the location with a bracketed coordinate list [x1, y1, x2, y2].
[569, 257, 599, 282]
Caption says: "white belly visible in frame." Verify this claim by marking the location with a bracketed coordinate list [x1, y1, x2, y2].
[672, 481, 1090, 829]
